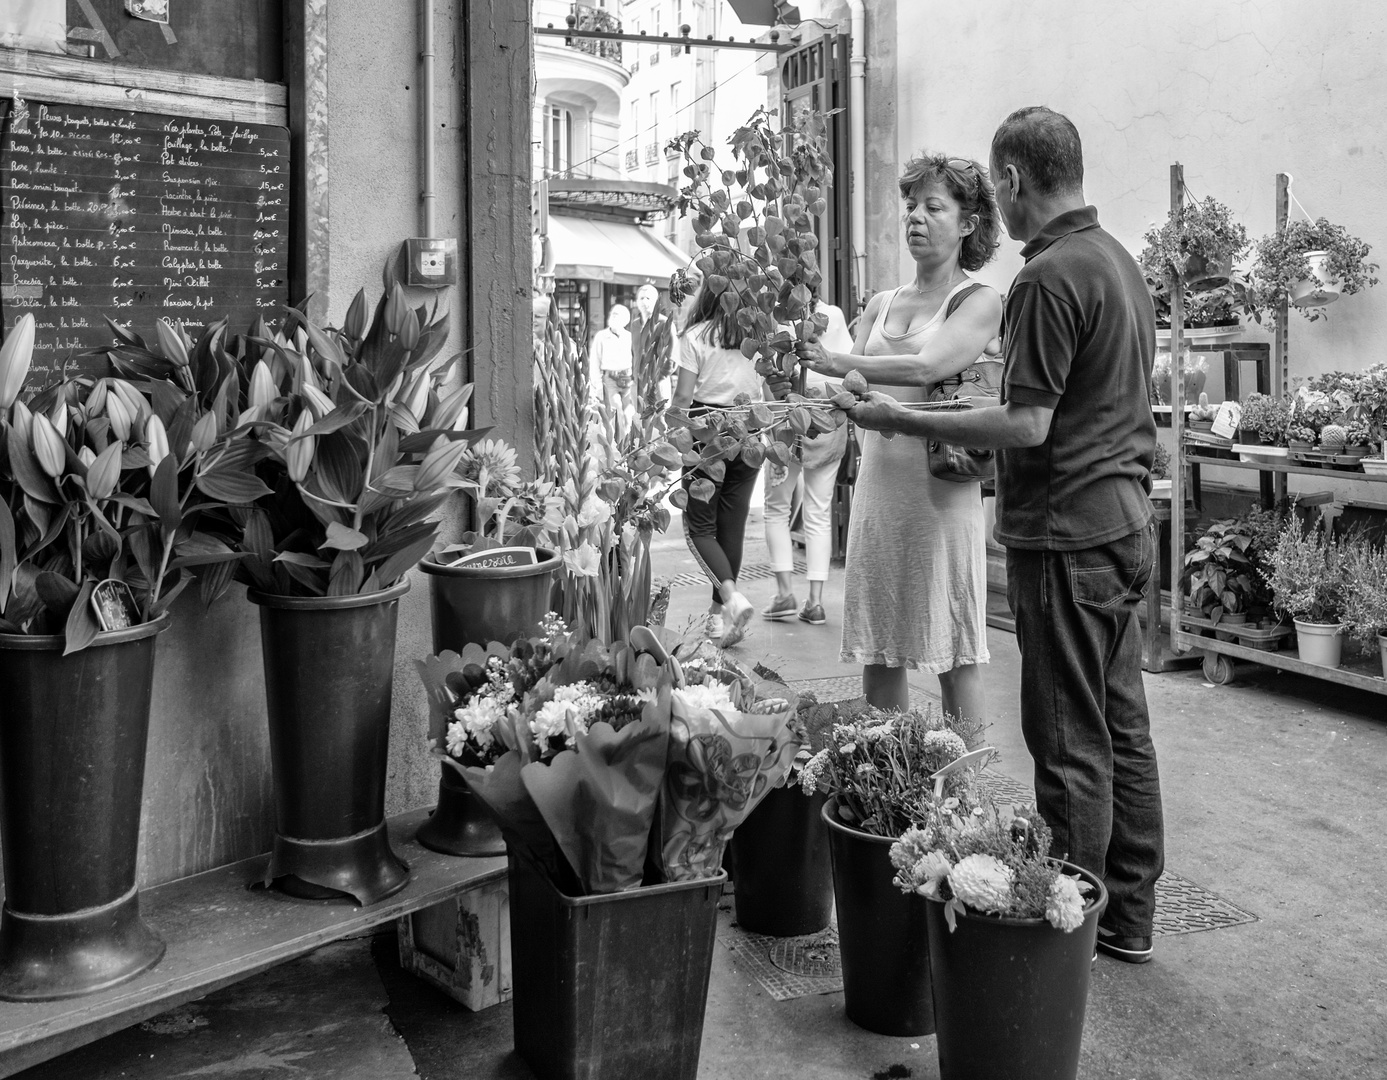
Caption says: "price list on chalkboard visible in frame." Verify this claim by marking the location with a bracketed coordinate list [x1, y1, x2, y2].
[0, 96, 289, 382]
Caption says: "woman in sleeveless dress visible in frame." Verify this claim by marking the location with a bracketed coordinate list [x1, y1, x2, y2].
[800, 153, 1003, 723]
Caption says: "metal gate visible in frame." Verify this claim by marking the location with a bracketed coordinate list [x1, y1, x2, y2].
[780, 33, 854, 316]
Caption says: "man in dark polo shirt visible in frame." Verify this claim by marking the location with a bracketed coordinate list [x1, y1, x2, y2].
[843, 106, 1164, 964]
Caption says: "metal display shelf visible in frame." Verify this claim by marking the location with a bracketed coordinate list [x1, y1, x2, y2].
[1166, 164, 1387, 697]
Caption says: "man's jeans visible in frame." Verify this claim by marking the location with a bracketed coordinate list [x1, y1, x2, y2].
[1006, 521, 1165, 935]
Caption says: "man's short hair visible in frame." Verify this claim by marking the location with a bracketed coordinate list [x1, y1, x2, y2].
[991, 107, 1084, 197]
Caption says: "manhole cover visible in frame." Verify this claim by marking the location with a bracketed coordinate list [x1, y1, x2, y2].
[769, 934, 841, 978]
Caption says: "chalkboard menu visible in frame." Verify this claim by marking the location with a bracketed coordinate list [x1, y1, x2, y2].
[0, 97, 289, 383]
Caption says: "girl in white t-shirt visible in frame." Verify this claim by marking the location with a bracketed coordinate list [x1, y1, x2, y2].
[669, 282, 765, 647]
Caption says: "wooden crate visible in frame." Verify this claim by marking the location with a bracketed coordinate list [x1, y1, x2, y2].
[397, 878, 511, 1011]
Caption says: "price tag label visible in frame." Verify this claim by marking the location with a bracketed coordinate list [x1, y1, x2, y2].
[1212, 400, 1241, 439]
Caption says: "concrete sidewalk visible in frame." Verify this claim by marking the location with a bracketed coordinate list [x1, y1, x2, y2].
[17, 501, 1387, 1079]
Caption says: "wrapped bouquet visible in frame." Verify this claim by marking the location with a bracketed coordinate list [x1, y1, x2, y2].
[420, 618, 799, 895]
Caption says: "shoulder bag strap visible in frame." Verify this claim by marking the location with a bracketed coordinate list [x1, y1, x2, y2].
[934, 282, 988, 396]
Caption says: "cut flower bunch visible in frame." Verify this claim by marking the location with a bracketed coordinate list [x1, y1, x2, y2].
[421, 619, 799, 895]
[890, 798, 1094, 932]
[798, 703, 988, 837]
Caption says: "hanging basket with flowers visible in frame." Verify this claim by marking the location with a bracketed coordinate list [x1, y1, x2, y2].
[1247, 217, 1379, 322]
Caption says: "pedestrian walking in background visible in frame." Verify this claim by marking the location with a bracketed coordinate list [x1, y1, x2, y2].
[842, 106, 1164, 966]
[760, 301, 855, 627]
[590, 302, 635, 422]
[669, 278, 767, 648]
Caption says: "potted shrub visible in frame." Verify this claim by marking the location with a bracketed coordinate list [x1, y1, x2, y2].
[1237, 392, 1290, 448]
[1264, 520, 1346, 667]
[450, 621, 798, 1080]
[1149, 444, 1172, 499]
[1341, 538, 1387, 677]
[1139, 196, 1249, 293]
[1183, 518, 1257, 639]
[1248, 217, 1380, 321]
[726, 687, 843, 938]
[797, 704, 989, 1036]
[0, 314, 254, 1000]
[127, 282, 489, 905]
[890, 799, 1107, 1080]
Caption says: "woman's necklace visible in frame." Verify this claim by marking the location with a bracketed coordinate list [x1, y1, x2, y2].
[910, 271, 962, 297]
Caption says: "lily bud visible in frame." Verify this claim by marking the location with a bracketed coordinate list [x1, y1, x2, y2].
[292, 327, 308, 355]
[86, 440, 122, 500]
[109, 380, 147, 424]
[145, 413, 170, 475]
[432, 383, 473, 430]
[106, 392, 133, 441]
[385, 284, 408, 337]
[236, 404, 264, 428]
[344, 289, 368, 340]
[49, 402, 69, 437]
[414, 438, 469, 492]
[286, 410, 316, 483]
[0, 313, 35, 411]
[248, 360, 276, 408]
[301, 384, 335, 418]
[156, 318, 191, 367]
[405, 373, 430, 423]
[191, 410, 219, 453]
[398, 307, 420, 352]
[78, 446, 96, 468]
[386, 372, 404, 401]
[10, 399, 33, 445]
[299, 352, 321, 392]
[86, 379, 108, 417]
[31, 413, 66, 478]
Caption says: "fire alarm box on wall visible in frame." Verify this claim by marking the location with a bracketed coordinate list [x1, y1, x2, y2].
[404, 238, 458, 287]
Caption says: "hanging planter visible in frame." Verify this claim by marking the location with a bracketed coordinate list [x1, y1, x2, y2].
[0, 619, 169, 1001]
[925, 861, 1107, 1080]
[727, 784, 834, 937]
[1288, 250, 1341, 308]
[250, 582, 411, 905]
[1181, 250, 1234, 290]
[416, 547, 559, 856]
[822, 797, 934, 1036]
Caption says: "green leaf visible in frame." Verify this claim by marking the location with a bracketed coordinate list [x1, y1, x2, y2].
[314, 430, 364, 504]
[149, 454, 182, 536]
[327, 550, 365, 595]
[689, 478, 716, 503]
[199, 557, 240, 609]
[279, 559, 327, 596]
[321, 521, 369, 551]
[196, 467, 273, 504]
[274, 551, 333, 569]
[299, 402, 369, 439]
[62, 581, 99, 655]
[0, 497, 16, 612]
[150, 568, 194, 618]
[362, 519, 439, 566]
[371, 532, 437, 586]
[7, 425, 58, 504]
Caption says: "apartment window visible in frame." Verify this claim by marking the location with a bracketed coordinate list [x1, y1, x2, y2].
[650, 4, 661, 64]
[648, 90, 660, 152]
[546, 105, 573, 175]
[669, 82, 681, 125]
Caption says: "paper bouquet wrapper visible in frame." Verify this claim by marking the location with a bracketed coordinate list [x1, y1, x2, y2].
[520, 712, 670, 894]
[659, 691, 801, 882]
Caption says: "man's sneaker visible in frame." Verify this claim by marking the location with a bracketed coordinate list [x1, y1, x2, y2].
[1096, 926, 1153, 964]
[761, 594, 798, 620]
[720, 592, 754, 647]
[705, 612, 725, 640]
[798, 602, 827, 626]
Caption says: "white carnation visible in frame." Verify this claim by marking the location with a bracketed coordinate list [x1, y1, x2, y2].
[948, 854, 1015, 914]
[1045, 873, 1087, 932]
[674, 682, 736, 712]
[923, 728, 968, 760]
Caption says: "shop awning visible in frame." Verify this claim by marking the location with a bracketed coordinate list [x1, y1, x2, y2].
[547, 215, 688, 287]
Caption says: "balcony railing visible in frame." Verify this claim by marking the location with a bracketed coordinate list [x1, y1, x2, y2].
[644, 143, 660, 165]
[572, 4, 622, 64]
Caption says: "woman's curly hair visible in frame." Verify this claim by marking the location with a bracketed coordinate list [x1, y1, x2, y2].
[898, 152, 1001, 272]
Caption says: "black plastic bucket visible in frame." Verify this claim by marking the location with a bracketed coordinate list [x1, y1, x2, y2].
[728, 784, 833, 937]
[420, 547, 559, 651]
[822, 797, 934, 1036]
[508, 853, 723, 1080]
[250, 582, 410, 906]
[927, 861, 1107, 1080]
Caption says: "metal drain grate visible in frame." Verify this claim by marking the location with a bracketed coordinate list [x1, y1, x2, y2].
[1153, 872, 1258, 937]
[721, 923, 844, 1001]
[769, 931, 841, 978]
[665, 561, 805, 589]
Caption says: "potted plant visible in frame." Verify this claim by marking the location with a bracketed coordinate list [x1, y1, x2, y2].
[1341, 537, 1387, 677]
[0, 314, 255, 1000]
[450, 620, 798, 1080]
[1264, 519, 1346, 667]
[797, 704, 989, 1036]
[726, 687, 844, 938]
[1183, 518, 1257, 639]
[1139, 196, 1249, 292]
[1248, 217, 1379, 321]
[1149, 444, 1172, 499]
[890, 799, 1106, 1080]
[1237, 393, 1290, 449]
[152, 281, 488, 905]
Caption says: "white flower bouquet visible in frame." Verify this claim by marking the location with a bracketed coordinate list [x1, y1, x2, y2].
[890, 800, 1093, 933]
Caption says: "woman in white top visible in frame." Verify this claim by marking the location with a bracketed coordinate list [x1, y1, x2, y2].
[760, 302, 855, 626]
[669, 280, 766, 647]
[801, 152, 1002, 726]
